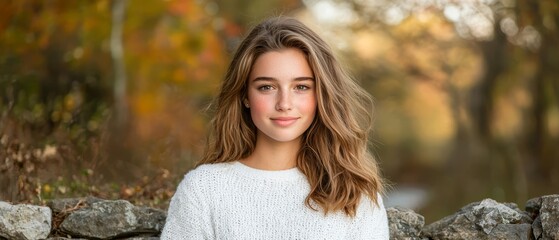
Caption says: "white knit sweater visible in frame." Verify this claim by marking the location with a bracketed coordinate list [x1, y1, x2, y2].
[161, 161, 389, 239]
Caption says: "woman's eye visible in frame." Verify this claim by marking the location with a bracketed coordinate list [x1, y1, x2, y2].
[296, 85, 310, 90]
[258, 85, 273, 91]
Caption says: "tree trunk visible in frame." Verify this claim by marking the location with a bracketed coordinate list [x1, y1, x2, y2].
[111, 0, 128, 126]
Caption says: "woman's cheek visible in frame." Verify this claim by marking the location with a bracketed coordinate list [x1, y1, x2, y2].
[249, 94, 272, 115]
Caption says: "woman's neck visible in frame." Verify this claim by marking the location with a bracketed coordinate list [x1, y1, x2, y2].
[240, 135, 301, 171]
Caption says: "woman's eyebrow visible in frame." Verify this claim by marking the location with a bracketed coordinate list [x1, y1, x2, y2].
[252, 76, 315, 82]
[252, 76, 275, 82]
[294, 77, 315, 81]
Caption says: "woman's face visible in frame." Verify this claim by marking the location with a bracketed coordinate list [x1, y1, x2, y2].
[246, 48, 317, 144]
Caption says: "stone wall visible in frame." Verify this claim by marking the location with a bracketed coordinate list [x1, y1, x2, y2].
[1, 194, 557, 240]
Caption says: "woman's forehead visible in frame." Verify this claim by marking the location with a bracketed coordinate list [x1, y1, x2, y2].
[249, 48, 313, 81]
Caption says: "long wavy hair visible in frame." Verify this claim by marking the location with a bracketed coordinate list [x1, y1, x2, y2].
[198, 17, 384, 217]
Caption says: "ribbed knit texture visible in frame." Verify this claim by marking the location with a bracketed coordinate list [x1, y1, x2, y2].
[161, 161, 389, 239]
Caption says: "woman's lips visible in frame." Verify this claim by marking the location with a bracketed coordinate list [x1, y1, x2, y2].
[270, 117, 299, 127]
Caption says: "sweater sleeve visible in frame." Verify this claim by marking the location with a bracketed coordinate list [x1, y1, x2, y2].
[347, 194, 389, 239]
[160, 173, 213, 239]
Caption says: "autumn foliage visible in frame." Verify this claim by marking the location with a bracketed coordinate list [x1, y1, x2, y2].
[0, 0, 233, 207]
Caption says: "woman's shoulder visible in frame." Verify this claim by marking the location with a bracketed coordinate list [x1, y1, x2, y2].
[353, 193, 386, 218]
[173, 162, 237, 200]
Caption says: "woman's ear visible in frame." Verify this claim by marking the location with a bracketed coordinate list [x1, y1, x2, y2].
[243, 99, 250, 108]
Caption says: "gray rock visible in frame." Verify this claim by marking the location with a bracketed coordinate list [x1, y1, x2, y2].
[525, 196, 542, 219]
[532, 216, 543, 240]
[529, 195, 559, 240]
[121, 237, 160, 240]
[541, 195, 559, 240]
[489, 223, 533, 240]
[46, 237, 87, 240]
[423, 198, 533, 240]
[0, 201, 52, 240]
[387, 207, 425, 240]
[47, 196, 103, 213]
[60, 199, 166, 239]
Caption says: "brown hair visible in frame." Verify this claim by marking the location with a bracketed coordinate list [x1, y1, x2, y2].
[198, 17, 384, 217]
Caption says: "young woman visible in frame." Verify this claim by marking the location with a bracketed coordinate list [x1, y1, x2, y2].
[161, 17, 388, 239]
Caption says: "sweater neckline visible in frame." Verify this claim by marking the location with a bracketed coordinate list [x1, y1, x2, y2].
[232, 161, 305, 181]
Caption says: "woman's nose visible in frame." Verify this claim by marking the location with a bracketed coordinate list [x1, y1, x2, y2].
[275, 90, 292, 111]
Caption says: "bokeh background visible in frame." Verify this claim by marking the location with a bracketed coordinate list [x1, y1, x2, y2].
[1, 0, 558, 223]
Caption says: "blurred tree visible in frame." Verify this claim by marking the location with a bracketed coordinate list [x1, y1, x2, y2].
[0, 0, 113, 202]
[456, 0, 559, 203]
[515, 0, 559, 186]
[0, 0, 112, 140]
[111, 0, 128, 126]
